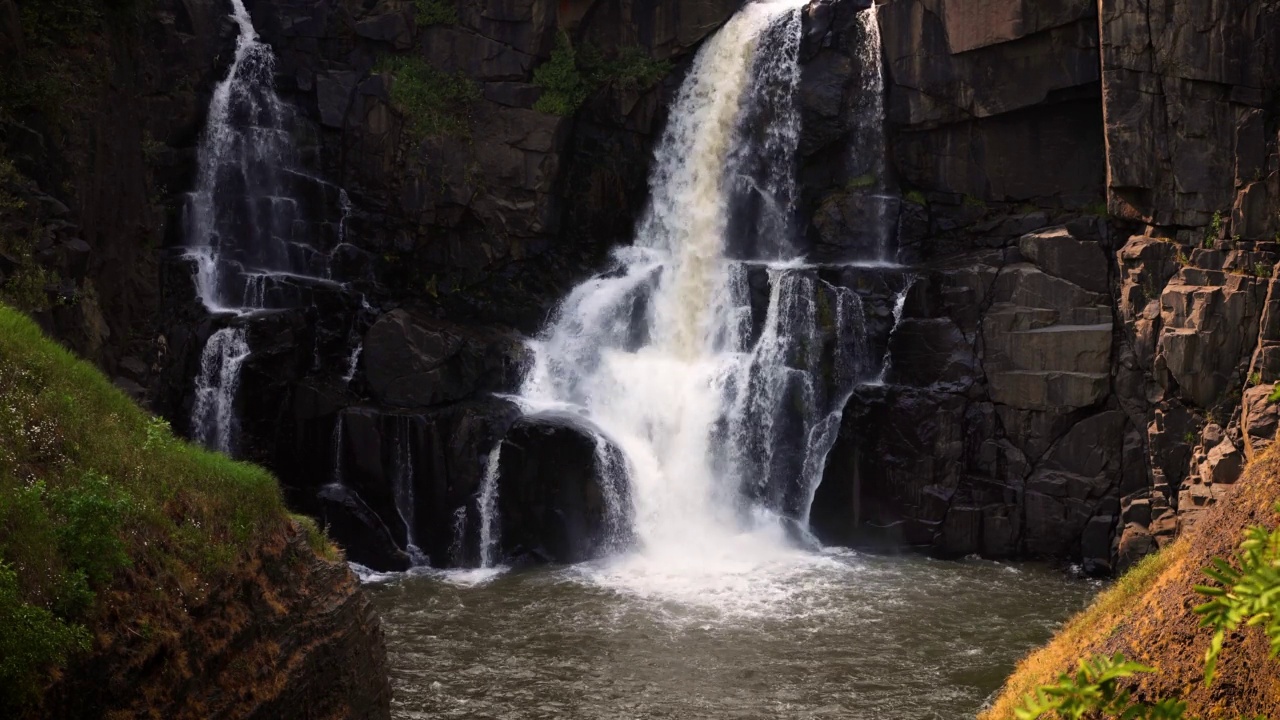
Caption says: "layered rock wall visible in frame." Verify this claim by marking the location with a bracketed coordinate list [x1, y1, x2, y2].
[813, 0, 1280, 573]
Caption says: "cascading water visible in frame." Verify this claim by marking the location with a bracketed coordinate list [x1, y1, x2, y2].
[477, 445, 502, 569]
[873, 274, 916, 385]
[185, 0, 335, 312]
[183, 0, 356, 454]
[191, 327, 250, 454]
[514, 0, 871, 604]
[391, 419, 426, 566]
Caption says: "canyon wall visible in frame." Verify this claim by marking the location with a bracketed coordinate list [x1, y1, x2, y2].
[813, 0, 1280, 574]
[5, 0, 1280, 575]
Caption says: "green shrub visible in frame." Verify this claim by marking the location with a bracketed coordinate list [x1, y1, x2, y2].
[533, 33, 591, 116]
[414, 0, 456, 25]
[1203, 211, 1224, 249]
[904, 190, 928, 207]
[378, 56, 479, 139]
[0, 563, 91, 710]
[533, 33, 672, 116]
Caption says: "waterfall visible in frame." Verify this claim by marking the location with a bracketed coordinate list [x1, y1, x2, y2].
[191, 327, 250, 454]
[184, 0, 356, 453]
[477, 445, 502, 568]
[392, 419, 425, 565]
[873, 274, 915, 386]
[342, 342, 362, 384]
[518, 0, 872, 582]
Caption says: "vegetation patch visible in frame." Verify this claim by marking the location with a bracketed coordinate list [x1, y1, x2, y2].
[378, 55, 480, 140]
[413, 0, 457, 26]
[985, 448, 1280, 719]
[0, 155, 57, 312]
[533, 33, 672, 116]
[0, 305, 328, 713]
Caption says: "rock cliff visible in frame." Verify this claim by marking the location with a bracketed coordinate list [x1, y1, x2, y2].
[5, 0, 1280, 575]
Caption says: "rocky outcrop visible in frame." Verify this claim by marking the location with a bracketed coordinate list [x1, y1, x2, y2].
[42, 523, 391, 720]
[496, 414, 631, 564]
[1100, 0, 1280, 231]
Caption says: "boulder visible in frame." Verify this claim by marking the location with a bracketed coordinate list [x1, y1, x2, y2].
[495, 413, 632, 564]
[317, 483, 412, 571]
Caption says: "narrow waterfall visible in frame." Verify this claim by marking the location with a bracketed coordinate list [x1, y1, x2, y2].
[516, 0, 873, 585]
[183, 0, 351, 453]
[477, 446, 502, 568]
[874, 274, 915, 385]
[191, 327, 250, 453]
[185, 0, 332, 312]
[392, 419, 425, 565]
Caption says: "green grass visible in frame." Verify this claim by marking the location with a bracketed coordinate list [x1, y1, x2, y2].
[378, 55, 479, 140]
[0, 305, 327, 711]
[981, 546, 1184, 720]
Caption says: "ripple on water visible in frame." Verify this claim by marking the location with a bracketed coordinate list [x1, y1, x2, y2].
[367, 552, 1099, 720]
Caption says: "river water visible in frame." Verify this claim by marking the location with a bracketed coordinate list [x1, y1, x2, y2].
[368, 551, 1095, 719]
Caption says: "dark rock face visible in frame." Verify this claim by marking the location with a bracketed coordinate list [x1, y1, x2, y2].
[11, 0, 1280, 578]
[496, 414, 632, 565]
[806, 0, 1280, 573]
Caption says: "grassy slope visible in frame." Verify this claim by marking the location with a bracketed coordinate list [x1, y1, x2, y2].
[0, 304, 331, 713]
[982, 450, 1280, 719]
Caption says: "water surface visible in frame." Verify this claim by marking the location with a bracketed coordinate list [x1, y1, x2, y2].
[369, 549, 1096, 719]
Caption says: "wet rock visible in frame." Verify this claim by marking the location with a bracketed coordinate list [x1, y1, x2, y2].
[496, 413, 631, 564]
[318, 483, 412, 571]
[363, 308, 527, 408]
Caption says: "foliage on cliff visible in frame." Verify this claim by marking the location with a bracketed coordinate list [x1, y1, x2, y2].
[533, 32, 671, 116]
[983, 450, 1280, 719]
[0, 304, 332, 714]
[378, 55, 479, 140]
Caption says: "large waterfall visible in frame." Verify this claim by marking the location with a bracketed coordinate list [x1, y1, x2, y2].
[514, 0, 871, 603]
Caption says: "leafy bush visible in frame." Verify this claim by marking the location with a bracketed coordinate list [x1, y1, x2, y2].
[533, 33, 672, 116]
[1016, 504, 1280, 719]
[379, 56, 479, 139]
[413, 0, 456, 26]
[0, 563, 91, 709]
[533, 33, 591, 116]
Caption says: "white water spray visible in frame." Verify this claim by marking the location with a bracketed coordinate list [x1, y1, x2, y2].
[873, 274, 915, 386]
[516, 1, 878, 606]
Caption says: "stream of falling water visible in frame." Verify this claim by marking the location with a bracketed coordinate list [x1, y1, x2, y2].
[510, 0, 867, 609]
[184, 0, 356, 453]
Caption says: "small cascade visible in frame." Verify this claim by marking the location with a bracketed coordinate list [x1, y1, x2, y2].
[477, 445, 503, 568]
[330, 414, 345, 484]
[873, 274, 916, 386]
[449, 506, 468, 567]
[183, 0, 361, 456]
[191, 327, 250, 454]
[849, 8, 892, 263]
[341, 342, 362, 384]
[392, 418, 426, 565]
